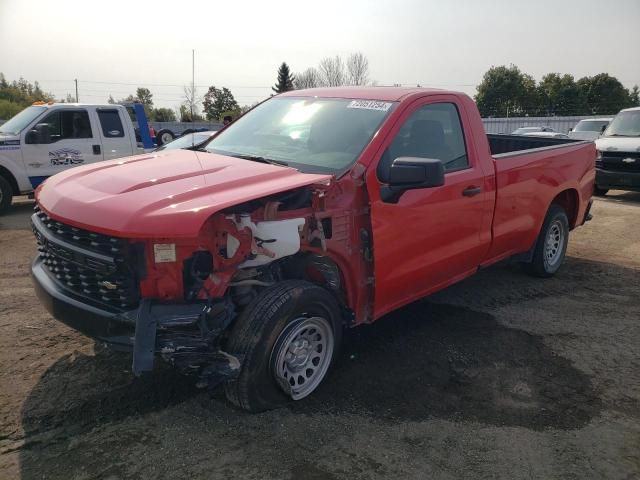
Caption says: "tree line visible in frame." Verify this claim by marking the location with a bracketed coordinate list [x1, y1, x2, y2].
[272, 52, 372, 93]
[3, 59, 639, 122]
[475, 65, 639, 117]
[0, 73, 55, 119]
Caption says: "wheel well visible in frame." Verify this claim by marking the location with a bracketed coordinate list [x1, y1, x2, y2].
[280, 253, 344, 296]
[0, 166, 19, 195]
[551, 189, 579, 229]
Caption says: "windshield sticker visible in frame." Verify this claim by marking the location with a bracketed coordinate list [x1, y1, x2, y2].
[49, 148, 84, 166]
[347, 100, 393, 111]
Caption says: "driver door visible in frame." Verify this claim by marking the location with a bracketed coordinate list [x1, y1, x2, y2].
[21, 108, 100, 188]
[367, 96, 493, 318]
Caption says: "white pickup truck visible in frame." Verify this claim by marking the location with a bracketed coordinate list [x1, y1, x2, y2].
[0, 102, 149, 213]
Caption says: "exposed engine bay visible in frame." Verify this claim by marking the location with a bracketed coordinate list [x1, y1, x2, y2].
[128, 178, 373, 388]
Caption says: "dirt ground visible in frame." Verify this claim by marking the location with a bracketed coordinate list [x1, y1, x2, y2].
[1, 193, 639, 480]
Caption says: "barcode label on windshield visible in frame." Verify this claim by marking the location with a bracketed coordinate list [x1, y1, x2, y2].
[347, 100, 393, 111]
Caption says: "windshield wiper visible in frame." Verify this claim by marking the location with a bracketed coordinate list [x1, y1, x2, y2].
[231, 154, 288, 167]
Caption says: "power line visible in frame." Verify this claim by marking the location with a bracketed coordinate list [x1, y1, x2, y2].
[78, 79, 272, 89]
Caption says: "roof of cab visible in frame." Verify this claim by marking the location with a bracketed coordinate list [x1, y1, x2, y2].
[33, 102, 125, 109]
[278, 86, 457, 102]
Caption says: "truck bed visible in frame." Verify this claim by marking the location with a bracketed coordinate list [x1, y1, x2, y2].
[487, 134, 582, 156]
[484, 135, 595, 264]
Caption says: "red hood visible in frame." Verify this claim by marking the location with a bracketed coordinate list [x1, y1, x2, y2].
[36, 150, 332, 238]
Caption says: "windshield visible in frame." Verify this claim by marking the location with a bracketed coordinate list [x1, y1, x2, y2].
[603, 111, 640, 137]
[574, 120, 609, 132]
[156, 132, 214, 151]
[203, 97, 396, 174]
[0, 106, 47, 135]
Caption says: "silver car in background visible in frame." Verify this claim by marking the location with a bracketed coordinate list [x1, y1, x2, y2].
[568, 118, 612, 141]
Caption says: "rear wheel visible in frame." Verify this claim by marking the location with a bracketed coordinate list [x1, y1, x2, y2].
[593, 186, 608, 196]
[525, 204, 569, 278]
[0, 175, 13, 215]
[224, 280, 342, 412]
[155, 129, 175, 146]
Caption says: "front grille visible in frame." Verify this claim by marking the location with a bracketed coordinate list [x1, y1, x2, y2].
[32, 205, 141, 310]
[600, 151, 640, 172]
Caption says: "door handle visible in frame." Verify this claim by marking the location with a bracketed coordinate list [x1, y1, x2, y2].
[462, 186, 482, 197]
[93, 145, 101, 155]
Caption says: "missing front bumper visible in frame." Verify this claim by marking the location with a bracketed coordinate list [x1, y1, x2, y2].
[32, 257, 241, 387]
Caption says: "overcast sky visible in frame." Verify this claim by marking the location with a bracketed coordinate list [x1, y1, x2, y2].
[1, 0, 639, 111]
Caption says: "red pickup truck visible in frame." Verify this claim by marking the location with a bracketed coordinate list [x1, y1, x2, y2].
[31, 87, 595, 411]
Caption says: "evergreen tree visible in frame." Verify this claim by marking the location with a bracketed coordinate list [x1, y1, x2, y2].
[272, 62, 295, 94]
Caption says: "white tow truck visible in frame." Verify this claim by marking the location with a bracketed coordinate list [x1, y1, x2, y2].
[0, 102, 156, 214]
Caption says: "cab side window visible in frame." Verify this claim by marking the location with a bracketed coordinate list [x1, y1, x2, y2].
[378, 103, 468, 182]
[97, 110, 125, 137]
[38, 110, 92, 142]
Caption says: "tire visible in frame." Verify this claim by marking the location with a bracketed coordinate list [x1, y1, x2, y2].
[224, 280, 342, 412]
[525, 204, 569, 278]
[593, 186, 608, 196]
[181, 129, 194, 136]
[0, 175, 13, 215]
[155, 129, 175, 146]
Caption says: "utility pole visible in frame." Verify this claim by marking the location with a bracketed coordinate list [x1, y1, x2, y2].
[191, 49, 195, 120]
[74, 79, 79, 103]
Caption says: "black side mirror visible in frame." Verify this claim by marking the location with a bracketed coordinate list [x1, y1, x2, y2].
[25, 129, 38, 144]
[26, 123, 51, 144]
[380, 157, 445, 203]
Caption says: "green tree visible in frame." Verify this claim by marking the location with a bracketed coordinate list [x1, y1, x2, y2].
[630, 85, 640, 106]
[272, 62, 295, 94]
[135, 87, 153, 108]
[475, 65, 538, 117]
[538, 73, 587, 115]
[153, 107, 176, 122]
[114, 87, 155, 119]
[577, 74, 632, 115]
[0, 73, 55, 119]
[202, 86, 239, 120]
[178, 104, 204, 122]
[0, 99, 23, 119]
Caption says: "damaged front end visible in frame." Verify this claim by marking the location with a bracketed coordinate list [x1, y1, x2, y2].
[32, 175, 369, 389]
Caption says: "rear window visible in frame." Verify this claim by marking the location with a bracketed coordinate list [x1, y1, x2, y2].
[574, 120, 609, 132]
[98, 110, 125, 137]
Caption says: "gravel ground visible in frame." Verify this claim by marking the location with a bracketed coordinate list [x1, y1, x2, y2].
[0, 192, 639, 480]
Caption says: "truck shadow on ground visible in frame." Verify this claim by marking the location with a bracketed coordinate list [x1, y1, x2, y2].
[598, 191, 640, 205]
[0, 200, 35, 230]
[293, 301, 600, 430]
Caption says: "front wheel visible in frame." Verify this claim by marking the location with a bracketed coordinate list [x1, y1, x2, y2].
[224, 280, 342, 412]
[525, 204, 569, 278]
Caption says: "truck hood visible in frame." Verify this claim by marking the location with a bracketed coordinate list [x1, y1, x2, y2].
[595, 137, 640, 152]
[36, 150, 332, 238]
[0, 133, 19, 143]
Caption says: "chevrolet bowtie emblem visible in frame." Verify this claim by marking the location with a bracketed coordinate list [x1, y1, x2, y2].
[100, 281, 117, 290]
[622, 158, 636, 164]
